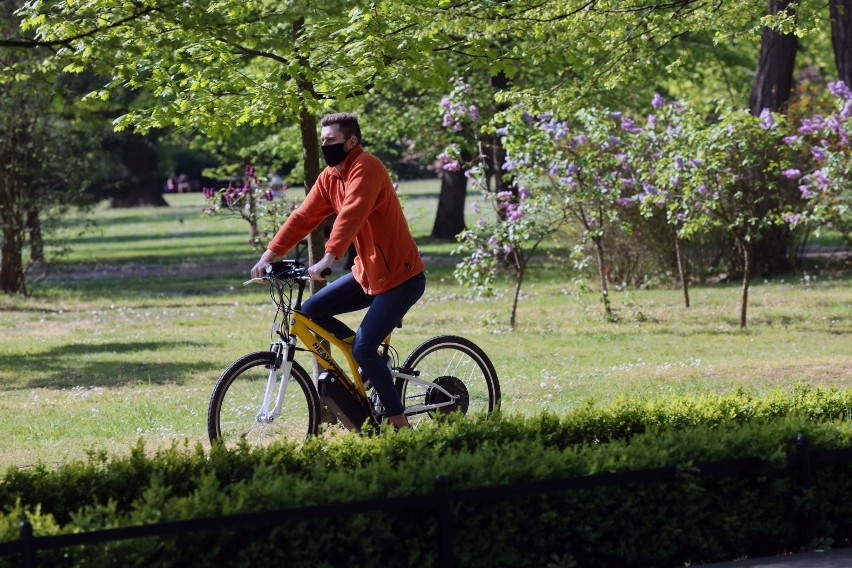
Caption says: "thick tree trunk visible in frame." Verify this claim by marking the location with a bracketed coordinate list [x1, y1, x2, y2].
[830, 0, 852, 86]
[431, 167, 467, 239]
[27, 208, 43, 263]
[749, 0, 798, 115]
[748, 0, 797, 275]
[1, 225, 26, 295]
[109, 134, 167, 208]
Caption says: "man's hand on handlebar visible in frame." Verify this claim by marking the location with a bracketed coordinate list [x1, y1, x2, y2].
[251, 250, 280, 279]
[308, 252, 336, 281]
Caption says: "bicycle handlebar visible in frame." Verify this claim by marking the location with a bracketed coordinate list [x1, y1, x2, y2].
[243, 260, 330, 286]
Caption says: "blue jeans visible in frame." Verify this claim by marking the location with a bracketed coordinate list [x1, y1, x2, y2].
[300, 271, 426, 417]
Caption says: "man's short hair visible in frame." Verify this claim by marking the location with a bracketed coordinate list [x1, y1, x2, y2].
[321, 113, 361, 143]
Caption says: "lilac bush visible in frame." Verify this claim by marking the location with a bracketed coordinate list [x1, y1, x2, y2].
[455, 86, 850, 328]
[203, 164, 296, 251]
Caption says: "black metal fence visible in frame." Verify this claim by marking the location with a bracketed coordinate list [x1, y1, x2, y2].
[1, 435, 850, 568]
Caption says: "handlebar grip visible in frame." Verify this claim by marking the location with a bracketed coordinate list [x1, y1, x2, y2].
[319, 268, 332, 278]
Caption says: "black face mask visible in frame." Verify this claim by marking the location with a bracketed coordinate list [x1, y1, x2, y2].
[321, 142, 349, 167]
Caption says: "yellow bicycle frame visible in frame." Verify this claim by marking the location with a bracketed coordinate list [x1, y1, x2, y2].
[287, 311, 391, 397]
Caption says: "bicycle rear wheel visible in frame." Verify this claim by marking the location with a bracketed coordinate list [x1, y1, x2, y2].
[208, 351, 321, 448]
[397, 335, 500, 427]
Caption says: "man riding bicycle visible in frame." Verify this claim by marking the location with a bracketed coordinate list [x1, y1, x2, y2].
[251, 112, 426, 430]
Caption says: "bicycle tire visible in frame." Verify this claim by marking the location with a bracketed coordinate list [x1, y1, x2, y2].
[208, 351, 321, 447]
[397, 335, 500, 426]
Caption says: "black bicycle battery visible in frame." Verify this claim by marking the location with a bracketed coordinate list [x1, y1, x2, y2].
[317, 370, 372, 431]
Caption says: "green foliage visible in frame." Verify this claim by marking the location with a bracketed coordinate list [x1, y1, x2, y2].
[1, 387, 850, 567]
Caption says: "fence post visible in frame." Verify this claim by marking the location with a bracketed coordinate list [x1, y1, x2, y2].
[795, 433, 817, 547]
[19, 517, 35, 568]
[435, 475, 454, 568]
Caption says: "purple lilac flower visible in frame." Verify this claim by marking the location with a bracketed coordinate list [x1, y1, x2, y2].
[782, 169, 801, 179]
[503, 243, 515, 253]
[471, 201, 480, 214]
[651, 93, 665, 109]
[642, 182, 656, 195]
[453, 122, 464, 132]
[442, 114, 453, 127]
[813, 169, 830, 188]
[443, 160, 461, 172]
[549, 164, 560, 176]
[759, 108, 775, 129]
[502, 158, 518, 171]
[263, 189, 274, 201]
[496, 191, 514, 201]
[674, 156, 685, 170]
[799, 185, 813, 199]
[469, 105, 480, 121]
[811, 147, 827, 161]
[620, 116, 643, 134]
[566, 163, 579, 175]
[783, 212, 802, 224]
[521, 112, 533, 124]
[495, 127, 508, 136]
[508, 209, 524, 222]
[616, 197, 634, 207]
[798, 116, 825, 136]
[441, 97, 451, 110]
[690, 158, 702, 167]
[697, 185, 707, 195]
[783, 135, 800, 146]
[647, 114, 657, 127]
[621, 178, 634, 189]
[828, 80, 852, 100]
[519, 186, 531, 200]
[203, 187, 215, 199]
[676, 213, 686, 221]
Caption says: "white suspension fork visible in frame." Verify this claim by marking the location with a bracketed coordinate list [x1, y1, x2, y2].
[256, 341, 294, 422]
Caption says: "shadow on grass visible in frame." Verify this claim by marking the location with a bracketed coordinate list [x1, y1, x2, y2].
[0, 340, 221, 390]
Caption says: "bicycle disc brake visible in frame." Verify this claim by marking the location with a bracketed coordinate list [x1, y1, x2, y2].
[425, 376, 469, 415]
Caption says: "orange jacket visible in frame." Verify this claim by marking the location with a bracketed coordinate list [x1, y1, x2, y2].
[267, 144, 424, 295]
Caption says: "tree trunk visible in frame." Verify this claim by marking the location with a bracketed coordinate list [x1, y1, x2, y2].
[27, 208, 43, 263]
[674, 233, 690, 308]
[592, 236, 612, 317]
[748, 0, 797, 275]
[509, 249, 525, 331]
[1, 225, 26, 295]
[738, 238, 753, 328]
[749, 0, 798, 115]
[109, 134, 167, 208]
[431, 167, 467, 239]
[830, 0, 852, 86]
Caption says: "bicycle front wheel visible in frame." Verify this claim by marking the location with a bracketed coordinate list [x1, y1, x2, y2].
[397, 335, 500, 427]
[208, 351, 321, 448]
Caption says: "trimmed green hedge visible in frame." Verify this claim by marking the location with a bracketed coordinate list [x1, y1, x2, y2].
[1, 386, 850, 567]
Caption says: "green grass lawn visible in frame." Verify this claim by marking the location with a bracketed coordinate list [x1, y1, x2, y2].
[1, 184, 850, 468]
